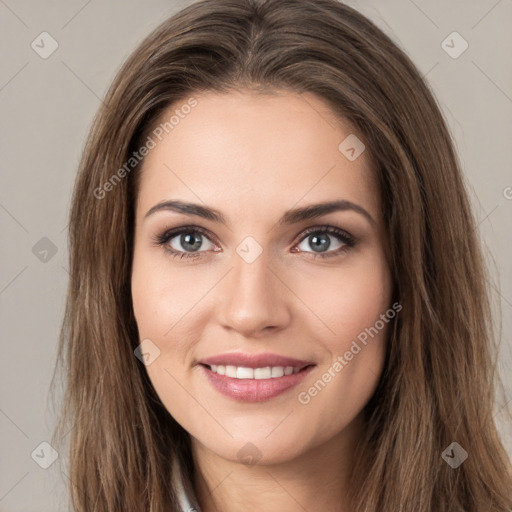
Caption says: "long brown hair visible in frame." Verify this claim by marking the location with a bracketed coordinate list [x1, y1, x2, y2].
[51, 0, 512, 510]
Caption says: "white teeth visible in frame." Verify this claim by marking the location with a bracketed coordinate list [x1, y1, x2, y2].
[254, 367, 272, 379]
[236, 367, 254, 379]
[271, 366, 284, 378]
[208, 365, 303, 379]
[226, 365, 237, 378]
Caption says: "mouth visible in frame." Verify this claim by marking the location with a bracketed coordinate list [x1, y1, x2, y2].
[199, 352, 315, 371]
[199, 363, 316, 402]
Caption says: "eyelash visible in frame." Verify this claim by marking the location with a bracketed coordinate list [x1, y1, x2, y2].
[151, 224, 356, 261]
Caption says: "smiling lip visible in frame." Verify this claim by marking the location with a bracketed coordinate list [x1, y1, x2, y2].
[198, 352, 316, 402]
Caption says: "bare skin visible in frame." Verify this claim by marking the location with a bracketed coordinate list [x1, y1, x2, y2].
[131, 89, 392, 512]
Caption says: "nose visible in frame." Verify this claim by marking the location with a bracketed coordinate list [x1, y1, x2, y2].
[216, 249, 291, 338]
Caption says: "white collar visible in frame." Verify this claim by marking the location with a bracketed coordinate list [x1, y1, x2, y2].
[172, 457, 201, 512]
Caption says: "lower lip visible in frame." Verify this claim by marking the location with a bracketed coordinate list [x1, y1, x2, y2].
[200, 364, 315, 402]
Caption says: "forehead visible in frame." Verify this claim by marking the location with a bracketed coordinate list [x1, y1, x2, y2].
[136, 90, 379, 222]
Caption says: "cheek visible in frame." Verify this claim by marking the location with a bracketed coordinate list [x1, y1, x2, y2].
[293, 259, 392, 432]
[131, 249, 213, 380]
[131, 249, 197, 337]
[293, 251, 392, 347]
[131, 256, 196, 415]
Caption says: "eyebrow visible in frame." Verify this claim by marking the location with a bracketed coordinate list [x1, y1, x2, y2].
[144, 199, 375, 226]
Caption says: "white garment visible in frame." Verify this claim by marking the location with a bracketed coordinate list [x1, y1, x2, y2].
[172, 457, 202, 512]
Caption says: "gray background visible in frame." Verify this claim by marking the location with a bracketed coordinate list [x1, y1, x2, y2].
[0, 0, 511, 510]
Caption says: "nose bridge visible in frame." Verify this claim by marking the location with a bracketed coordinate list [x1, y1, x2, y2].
[216, 242, 289, 336]
[232, 248, 270, 298]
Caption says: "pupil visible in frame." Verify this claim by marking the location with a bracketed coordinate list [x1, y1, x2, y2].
[181, 233, 202, 251]
[310, 234, 330, 252]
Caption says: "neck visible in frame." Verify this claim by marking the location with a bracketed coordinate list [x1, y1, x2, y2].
[191, 413, 363, 512]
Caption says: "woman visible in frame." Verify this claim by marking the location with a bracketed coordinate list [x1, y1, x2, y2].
[52, 0, 512, 510]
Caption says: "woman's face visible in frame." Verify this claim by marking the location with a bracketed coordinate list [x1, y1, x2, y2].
[131, 90, 392, 465]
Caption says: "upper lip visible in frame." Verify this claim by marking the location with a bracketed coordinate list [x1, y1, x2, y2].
[199, 353, 315, 369]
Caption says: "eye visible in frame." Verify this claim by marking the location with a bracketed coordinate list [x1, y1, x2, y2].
[153, 224, 356, 261]
[152, 226, 218, 260]
[292, 225, 356, 258]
